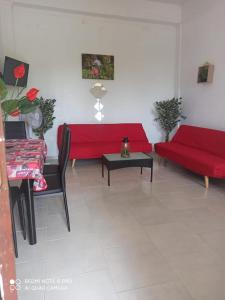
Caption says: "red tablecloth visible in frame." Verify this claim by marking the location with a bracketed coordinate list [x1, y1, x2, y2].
[6, 139, 47, 191]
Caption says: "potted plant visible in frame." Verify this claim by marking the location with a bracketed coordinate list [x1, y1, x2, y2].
[32, 97, 56, 139]
[154, 97, 186, 142]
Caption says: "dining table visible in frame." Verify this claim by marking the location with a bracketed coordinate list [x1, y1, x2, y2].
[5, 138, 47, 245]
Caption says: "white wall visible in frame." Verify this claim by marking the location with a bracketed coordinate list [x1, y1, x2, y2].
[13, 0, 181, 24]
[181, 0, 225, 130]
[0, 0, 181, 157]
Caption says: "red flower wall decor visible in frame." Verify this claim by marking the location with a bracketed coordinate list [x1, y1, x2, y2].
[0, 64, 40, 119]
[13, 64, 25, 79]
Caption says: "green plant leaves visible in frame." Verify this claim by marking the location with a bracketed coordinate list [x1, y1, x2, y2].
[0, 76, 42, 120]
[32, 97, 56, 138]
[18, 97, 40, 114]
[1, 97, 40, 117]
[1, 99, 18, 113]
[154, 97, 186, 141]
[0, 78, 8, 101]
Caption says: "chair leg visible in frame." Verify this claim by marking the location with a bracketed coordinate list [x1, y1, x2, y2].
[17, 196, 26, 240]
[63, 191, 71, 232]
[10, 208, 18, 258]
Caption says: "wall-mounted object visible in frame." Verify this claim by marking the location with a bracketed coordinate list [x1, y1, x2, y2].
[3, 56, 29, 87]
[90, 82, 107, 122]
[197, 63, 214, 83]
[82, 54, 114, 80]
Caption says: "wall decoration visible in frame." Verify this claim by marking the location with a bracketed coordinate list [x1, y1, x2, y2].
[90, 82, 107, 122]
[197, 63, 214, 83]
[82, 54, 114, 80]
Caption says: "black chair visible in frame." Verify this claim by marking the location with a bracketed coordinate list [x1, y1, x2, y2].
[34, 127, 71, 231]
[58, 123, 68, 162]
[5, 121, 27, 139]
[43, 123, 68, 174]
[9, 185, 26, 258]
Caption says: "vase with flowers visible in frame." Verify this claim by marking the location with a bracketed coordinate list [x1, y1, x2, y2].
[0, 64, 40, 120]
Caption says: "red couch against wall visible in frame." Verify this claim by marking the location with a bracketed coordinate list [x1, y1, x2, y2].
[155, 124, 225, 188]
[58, 123, 152, 164]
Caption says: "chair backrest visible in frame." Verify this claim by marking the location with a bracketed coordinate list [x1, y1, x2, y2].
[59, 127, 71, 185]
[58, 123, 68, 162]
[4, 121, 26, 139]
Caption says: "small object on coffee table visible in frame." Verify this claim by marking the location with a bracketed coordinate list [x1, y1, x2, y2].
[102, 152, 153, 186]
[121, 137, 130, 158]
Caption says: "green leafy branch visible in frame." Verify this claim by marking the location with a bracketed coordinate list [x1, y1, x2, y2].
[154, 97, 186, 142]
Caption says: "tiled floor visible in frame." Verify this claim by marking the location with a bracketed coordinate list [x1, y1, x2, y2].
[15, 158, 225, 300]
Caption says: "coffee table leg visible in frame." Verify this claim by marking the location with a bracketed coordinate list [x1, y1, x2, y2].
[141, 167, 143, 175]
[150, 164, 153, 182]
[108, 169, 110, 186]
[102, 159, 104, 177]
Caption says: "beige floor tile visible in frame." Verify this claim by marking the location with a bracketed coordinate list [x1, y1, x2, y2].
[175, 208, 225, 234]
[46, 248, 106, 278]
[15, 161, 225, 300]
[118, 282, 193, 300]
[204, 196, 225, 217]
[18, 291, 45, 300]
[175, 263, 225, 300]
[104, 242, 164, 265]
[45, 270, 118, 300]
[46, 214, 71, 240]
[164, 245, 225, 300]
[145, 222, 208, 257]
[200, 229, 225, 259]
[16, 260, 46, 284]
[15, 239, 48, 264]
[171, 183, 225, 199]
[108, 253, 177, 292]
[130, 205, 176, 226]
[104, 238, 177, 292]
[98, 224, 150, 249]
[127, 195, 160, 209]
[45, 233, 100, 261]
[167, 245, 225, 271]
[45, 233, 106, 278]
[157, 191, 207, 210]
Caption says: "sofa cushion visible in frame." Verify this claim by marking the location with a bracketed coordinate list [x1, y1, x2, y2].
[172, 125, 225, 159]
[58, 123, 152, 159]
[70, 141, 152, 159]
[66, 123, 149, 143]
[155, 142, 225, 178]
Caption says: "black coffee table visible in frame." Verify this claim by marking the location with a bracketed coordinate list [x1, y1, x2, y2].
[102, 152, 153, 186]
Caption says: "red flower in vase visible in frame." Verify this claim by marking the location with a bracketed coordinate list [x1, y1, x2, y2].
[26, 88, 39, 101]
[14, 64, 25, 79]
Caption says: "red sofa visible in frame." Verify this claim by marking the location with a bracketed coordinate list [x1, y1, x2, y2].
[57, 123, 152, 166]
[155, 125, 225, 188]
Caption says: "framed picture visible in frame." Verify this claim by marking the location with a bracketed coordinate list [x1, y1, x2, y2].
[197, 64, 214, 83]
[82, 54, 114, 80]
